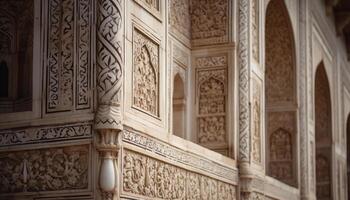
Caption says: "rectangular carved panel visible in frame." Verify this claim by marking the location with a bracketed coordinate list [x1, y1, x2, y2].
[122, 149, 236, 200]
[169, 0, 191, 44]
[195, 55, 227, 152]
[0, 145, 90, 193]
[0, 123, 92, 147]
[132, 27, 160, 117]
[267, 111, 296, 185]
[191, 0, 229, 46]
[46, 0, 92, 113]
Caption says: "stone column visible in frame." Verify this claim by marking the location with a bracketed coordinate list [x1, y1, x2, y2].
[238, 0, 265, 198]
[95, 0, 124, 199]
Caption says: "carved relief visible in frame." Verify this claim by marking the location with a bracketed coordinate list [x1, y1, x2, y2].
[122, 150, 236, 199]
[252, 78, 262, 164]
[77, 0, 92, 109]
[238, 0, 250, 162]
[47, 0, 92, 113]
[95, 0, 123, 129]
[269, 128, 293, 181]
[267, 112, 295, 184]
[0, 145, 89, 193]
[47, 0, 74, 111]
[169, 0, 191, 42]
[0, 123, 92, 146]
[252, 0, 259, 62]
[190, 0, 229, 46]
[133, 28, 159, 116]
[265, 0, 295, 104]
[198, 116, 225, 143]
[195, 55, 227, 69]
[316, 155, 331, 199]
[197, 65, 226, 145]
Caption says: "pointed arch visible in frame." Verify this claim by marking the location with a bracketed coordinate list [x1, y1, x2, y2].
[315, 62, 333, 199]
[265, 0, 297, 186]
[173, 73, 186, 138]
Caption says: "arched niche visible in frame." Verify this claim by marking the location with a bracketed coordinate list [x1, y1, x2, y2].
[265, 0, 297, 186]
[315, 62, 332, 200]
[173, 73, 186, 138]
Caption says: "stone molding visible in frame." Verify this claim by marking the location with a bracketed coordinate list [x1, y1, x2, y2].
[0, 123, 92, 147]
[122, 128, 238, 184]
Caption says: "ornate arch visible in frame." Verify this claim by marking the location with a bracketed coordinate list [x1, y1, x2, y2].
[265, 0, 297, 186]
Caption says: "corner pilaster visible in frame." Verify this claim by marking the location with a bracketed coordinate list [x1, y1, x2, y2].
[95, 0, 124, 199]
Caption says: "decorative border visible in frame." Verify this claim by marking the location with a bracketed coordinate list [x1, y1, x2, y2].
[0, 123, 92, 146]
[122, 128, 238, 184]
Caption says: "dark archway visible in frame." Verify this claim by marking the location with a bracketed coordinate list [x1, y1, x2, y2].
[315, 63, 332, 200]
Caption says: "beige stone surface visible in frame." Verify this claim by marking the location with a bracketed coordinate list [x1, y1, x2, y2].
[0, 0, 350, 199]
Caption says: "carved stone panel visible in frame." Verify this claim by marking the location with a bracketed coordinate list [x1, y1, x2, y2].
[269, 128, 293, 181]
[122, 149, 236, 199]
[47, 0, 92, 113]
[267, 111, 296, 185]
[0, 145, 89, 193]
[169, 0, 191, 43]
[132, 27, 160, 116]
[197, 67, 226, 146]
[190, 0, 229, 46]
[0, 123, 92, 146]
[252, 77, 262, 164]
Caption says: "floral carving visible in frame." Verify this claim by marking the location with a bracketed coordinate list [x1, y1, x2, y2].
[123, 150, 186, 199]
[133, 28, 159, 116]
[269, 128, 293, 182]
[122, 150, 236, 199]
[198, 116, 225, 143]
[190, 0, 229, 46]
[238, 0, 250, 162]
[0, 145, 89, 193]
[197, 65, 226, 146]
